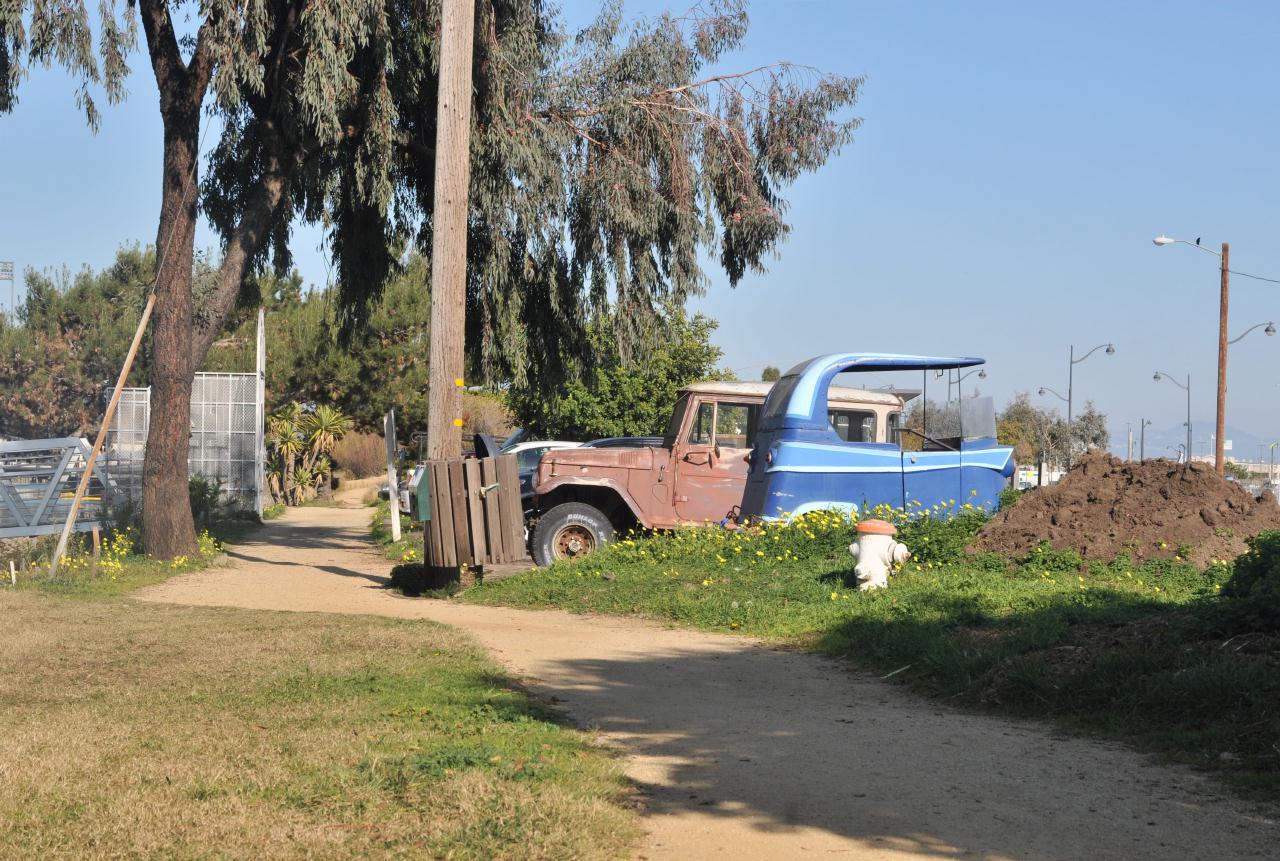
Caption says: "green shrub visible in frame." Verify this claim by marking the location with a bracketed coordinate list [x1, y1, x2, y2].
[188, 475, 223, 528]
[896, 507, 991, 565]
[1022, 541, 1082, 573]
[998, 486, 1026, 510]
[1222, 530, 1280, 600]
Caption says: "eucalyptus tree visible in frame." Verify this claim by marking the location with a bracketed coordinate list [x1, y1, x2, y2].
[2, 0, 862, 557]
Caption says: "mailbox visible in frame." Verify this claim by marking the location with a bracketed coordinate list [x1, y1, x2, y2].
[405, 465, 431, 521]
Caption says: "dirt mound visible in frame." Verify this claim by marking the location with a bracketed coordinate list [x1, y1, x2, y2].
[974, 452, 1280, 567]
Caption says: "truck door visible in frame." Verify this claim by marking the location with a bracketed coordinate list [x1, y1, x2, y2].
[902, 448, 963, 511]
[673, 399, 758, 524]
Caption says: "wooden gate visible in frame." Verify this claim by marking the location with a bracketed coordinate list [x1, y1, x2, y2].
[423, 454, 525, 569]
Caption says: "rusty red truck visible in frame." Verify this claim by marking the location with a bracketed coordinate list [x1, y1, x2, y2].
[527, 381, 908, 565]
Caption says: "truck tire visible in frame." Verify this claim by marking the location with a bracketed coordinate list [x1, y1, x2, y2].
[531, 502, 615, 566]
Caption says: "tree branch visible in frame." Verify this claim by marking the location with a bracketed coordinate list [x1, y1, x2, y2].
[137, 0, 186, 104]
[192, 124, 293, 363]
[186, 17, 219, 105]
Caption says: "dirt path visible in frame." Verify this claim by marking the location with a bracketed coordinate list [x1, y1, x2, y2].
[138, 492, 1277, 860]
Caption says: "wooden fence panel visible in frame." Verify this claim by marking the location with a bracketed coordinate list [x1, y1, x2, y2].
[463, 458, 486, 563]
[424, 454, 525, 569]
[479, 456, 503, 562]
[496, 455, 523, 558]
[447, 459, 471, 566]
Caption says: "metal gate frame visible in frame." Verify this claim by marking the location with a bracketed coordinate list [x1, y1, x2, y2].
[0, 437, 114, 538]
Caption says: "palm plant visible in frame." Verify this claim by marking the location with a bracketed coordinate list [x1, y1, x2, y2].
[305, 406, 355, 458]
[266, 402, 354, 506]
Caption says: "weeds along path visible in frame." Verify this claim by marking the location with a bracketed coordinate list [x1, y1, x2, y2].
[137, 492, 1277, 861]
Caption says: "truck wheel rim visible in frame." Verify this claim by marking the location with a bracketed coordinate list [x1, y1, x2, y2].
[554, 525, 596, 558]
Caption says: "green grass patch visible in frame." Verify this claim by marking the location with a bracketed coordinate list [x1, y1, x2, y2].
[370, 498, 425, 564]
[0, 583, 636, 858]
[10, 525, 238, 600]
[462, 510, 1280, 799]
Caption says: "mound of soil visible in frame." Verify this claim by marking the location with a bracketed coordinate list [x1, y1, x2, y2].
[974, 453, 1280, 567]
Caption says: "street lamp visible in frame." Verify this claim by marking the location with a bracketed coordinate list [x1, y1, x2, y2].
[951, 367, 987, 401]
[1139, 418, 1152, 462]
[1228, 321, 1276, 344]
[1037, 386, 1067, 402]
[1153, 371, 1192, 462]
[1065, 342, 1115, 467]
[1152, 234, 1229, 475]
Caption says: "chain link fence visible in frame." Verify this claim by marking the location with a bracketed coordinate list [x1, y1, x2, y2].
[105, 372, 264, 514]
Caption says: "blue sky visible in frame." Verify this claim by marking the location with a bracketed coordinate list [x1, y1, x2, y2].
[2, 1, 1279, 450]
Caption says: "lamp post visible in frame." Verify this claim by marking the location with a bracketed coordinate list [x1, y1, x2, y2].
[1042, 342, 1115, 468]
[952, 367, 987, 400]
[1139, 418, 1152, 462]
[1037, 386, 1068, 478]
[1153, 371, 1192, 462]
[1152, 235, 1233, 475]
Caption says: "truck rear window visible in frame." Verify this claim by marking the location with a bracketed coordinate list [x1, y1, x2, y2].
[828, 410, 876, 443]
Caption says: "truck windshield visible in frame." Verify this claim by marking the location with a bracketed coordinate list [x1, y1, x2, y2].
[762, 374, 802, 421]
[664, 394, 691, 445]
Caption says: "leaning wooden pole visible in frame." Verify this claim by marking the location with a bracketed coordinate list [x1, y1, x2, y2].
[425, 0, 476, 464]
[49, 292, 156, 575]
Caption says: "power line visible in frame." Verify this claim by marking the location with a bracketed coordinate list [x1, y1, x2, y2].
[1227, 268, 1280, 285]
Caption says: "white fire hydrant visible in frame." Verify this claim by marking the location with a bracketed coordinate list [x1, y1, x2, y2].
[848, 519, 910, 591]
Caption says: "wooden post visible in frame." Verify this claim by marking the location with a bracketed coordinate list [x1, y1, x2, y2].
[1215, 242, 1229, 476]
[49, 293, 156, 576]
[384, 410, 401, 543]
[90, 527, 101, 578]
[422, 0, 475, 580]
[425, 0, 476, 464]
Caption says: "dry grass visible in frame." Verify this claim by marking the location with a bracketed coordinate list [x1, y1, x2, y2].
[0, 591, 638, 859]
[331, 432, 388, 479]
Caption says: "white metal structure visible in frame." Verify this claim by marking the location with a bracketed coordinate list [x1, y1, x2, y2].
[106, 371, 264, 513]
[0, 437, 114, 538]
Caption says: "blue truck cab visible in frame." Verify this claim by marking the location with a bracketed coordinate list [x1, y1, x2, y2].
[740, 353, 1015, 520]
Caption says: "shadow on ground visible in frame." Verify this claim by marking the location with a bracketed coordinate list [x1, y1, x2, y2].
[529, 638, 1275, 861]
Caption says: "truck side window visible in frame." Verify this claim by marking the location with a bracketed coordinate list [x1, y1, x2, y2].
[716, 402, 757, 449]
[688, 402, 715, 445]
[828, 409, 876, 443]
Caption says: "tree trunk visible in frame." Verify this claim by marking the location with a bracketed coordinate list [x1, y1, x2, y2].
[135, 2, 291, 557]
[141, 104, 201, 559]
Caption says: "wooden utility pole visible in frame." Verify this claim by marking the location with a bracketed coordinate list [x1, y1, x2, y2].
[425, 0, 476, 462]
[1215, 242, 1229, 476]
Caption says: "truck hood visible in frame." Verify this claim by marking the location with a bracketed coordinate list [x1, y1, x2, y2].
[540, 445, 658, 473]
